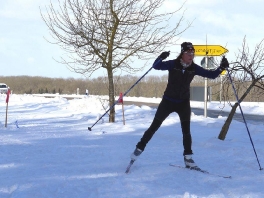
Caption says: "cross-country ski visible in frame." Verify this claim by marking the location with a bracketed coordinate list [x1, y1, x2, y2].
[169, 164, 232, 179]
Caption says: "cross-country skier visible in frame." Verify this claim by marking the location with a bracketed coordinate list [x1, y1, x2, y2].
[130, 42, 229, 170]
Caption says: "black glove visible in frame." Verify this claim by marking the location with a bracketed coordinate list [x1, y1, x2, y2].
[158, 51, 170, 60]
[220, 56, 229, 70]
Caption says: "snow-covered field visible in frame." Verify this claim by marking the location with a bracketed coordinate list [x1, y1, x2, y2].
[1, 94, 264, 198]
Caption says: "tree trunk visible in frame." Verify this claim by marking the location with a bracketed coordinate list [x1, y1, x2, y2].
[218, 102, 239, 140]
[107, 69, 115, 122]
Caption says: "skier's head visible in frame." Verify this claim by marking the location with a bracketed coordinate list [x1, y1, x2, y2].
[176, 42, 195, 65]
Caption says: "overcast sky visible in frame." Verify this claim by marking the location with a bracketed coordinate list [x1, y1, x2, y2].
[0, 0, 263, 79]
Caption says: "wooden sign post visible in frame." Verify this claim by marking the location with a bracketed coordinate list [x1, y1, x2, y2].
[118, 93, 125, 125]
[5, 89, 11, 127]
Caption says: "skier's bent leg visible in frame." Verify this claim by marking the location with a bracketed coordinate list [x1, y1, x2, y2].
[131, 118, 162, 161]
[136, 117, 163, 151]
[131, 98, 171, 161]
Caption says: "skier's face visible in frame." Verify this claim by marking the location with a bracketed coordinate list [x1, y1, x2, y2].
[182, 49, 195, 65]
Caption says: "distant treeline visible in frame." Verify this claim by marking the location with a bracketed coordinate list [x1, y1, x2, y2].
[0, 75, 169, 96]
[0, 75, 263, 102]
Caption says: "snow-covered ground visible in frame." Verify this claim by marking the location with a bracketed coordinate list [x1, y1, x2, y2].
[0, 94, 264, 198]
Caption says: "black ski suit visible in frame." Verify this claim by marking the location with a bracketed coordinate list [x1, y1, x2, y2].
[136, 58, 222, 155]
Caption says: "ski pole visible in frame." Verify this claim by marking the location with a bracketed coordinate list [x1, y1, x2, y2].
[226, 67, 263, 170]
[88, 58, 162, 131]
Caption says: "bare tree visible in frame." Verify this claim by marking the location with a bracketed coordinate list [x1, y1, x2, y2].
[218, 37, 264, 140]
[40, 0, 191, 122]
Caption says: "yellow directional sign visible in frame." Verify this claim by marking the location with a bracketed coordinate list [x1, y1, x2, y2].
[193, 45, 228, 56]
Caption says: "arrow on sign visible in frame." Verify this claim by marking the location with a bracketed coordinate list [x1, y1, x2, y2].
[193, 45, 228, 56]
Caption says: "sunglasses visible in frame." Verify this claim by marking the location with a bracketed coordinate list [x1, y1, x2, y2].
[183, 50, 195, 55]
